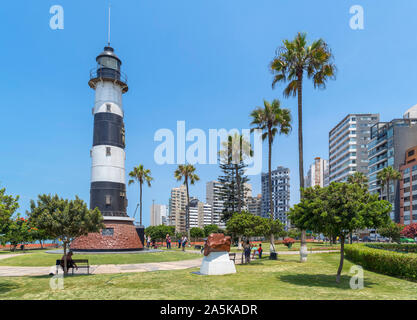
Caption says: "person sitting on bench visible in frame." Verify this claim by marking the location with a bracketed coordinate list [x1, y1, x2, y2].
[60, 251, 78, 272]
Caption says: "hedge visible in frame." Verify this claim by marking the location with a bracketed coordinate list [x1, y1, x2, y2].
[366, 243, 417, 253]
[345, 244, 417, 281]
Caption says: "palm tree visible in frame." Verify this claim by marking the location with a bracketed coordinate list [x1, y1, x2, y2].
[250, 99, 291, 250]
[377, 166, 402, 204]
[347, 172, 369, 189]
[128, 165, 153, 226]
[219, 133, 253, 214]
[270, 32, 336, 262]
[174, 164, 200, 241]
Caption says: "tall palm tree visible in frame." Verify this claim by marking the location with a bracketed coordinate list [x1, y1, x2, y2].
[377, 166, 402, 204]
[250, 99, 291, 250]
[219, 133, 253, 214]
[270, 32, 336, 262]
[347, 172, 369, 189]
[128, 165, 153, 226]
[174, 164, 200, 241]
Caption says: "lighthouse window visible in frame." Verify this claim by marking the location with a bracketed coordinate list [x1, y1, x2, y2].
[106, 147, 111, 156]
[105, 195, 112, 206]
[106, 104, 111, 112]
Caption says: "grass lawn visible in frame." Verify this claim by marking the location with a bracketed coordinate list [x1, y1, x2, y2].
[0, 250, 200, 267]
[162, 242, 340, 252]
[1, 253, 416, 299]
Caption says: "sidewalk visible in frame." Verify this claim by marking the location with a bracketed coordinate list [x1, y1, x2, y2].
[0, 250, 339, 277]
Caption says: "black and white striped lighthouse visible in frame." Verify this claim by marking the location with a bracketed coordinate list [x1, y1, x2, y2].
[71, 45, 143, 251]
[88, 46, 128, 217]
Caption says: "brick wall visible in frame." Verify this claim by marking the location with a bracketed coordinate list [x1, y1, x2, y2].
[71, 220, 143, 251]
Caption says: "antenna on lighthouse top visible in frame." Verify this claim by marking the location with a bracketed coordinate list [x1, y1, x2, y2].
[107, 3, 111, 46]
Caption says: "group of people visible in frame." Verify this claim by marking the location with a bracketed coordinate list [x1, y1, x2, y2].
[242, 241, 263, 264]
[143, 234, 188, 251]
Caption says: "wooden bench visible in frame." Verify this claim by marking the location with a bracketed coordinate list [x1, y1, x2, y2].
[194, 245, 202, 250]
[56, 259, 90, 275]
[229, 253, 236, 264]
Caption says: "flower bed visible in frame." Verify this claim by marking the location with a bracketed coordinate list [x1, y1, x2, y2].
[345, 244, 417, 281]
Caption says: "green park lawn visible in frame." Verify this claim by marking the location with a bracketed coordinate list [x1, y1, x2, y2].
[0, 250, 200, 267]
[1, 252, 417, 300]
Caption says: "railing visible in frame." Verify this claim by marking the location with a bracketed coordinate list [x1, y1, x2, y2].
[90, 67, 128, 84]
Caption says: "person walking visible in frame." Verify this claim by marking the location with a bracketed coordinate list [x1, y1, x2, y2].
[257, 244, 263, 259]
[182, 236, 187, 252]
[166, 234, 171, 250]
[178, 237, 182, 248]
[244, 240, 251, 264]
[147, 235, 151, 249]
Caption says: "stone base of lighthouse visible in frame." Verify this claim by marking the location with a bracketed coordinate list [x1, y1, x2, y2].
[71, 218, 143, 252]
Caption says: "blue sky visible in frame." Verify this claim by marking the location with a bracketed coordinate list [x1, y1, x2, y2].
[1, 1, 417, 226]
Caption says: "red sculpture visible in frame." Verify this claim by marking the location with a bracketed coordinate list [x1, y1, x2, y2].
[203, 233, 232, 256]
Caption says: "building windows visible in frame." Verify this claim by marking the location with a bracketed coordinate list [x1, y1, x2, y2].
[105, 195, 112, 206]
[409, 150, 415, 157]
[106, 104, 111, 112]
[404, 177, 410, 183]
[106, 147, 111, 156]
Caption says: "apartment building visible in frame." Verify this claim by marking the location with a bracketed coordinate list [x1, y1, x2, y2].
[168, 185, 187, 233]
[305, 157, 329, 188]
[261, 166, 290, 227]
[150, 204, 167, 226]
[329, 114, 379, 183]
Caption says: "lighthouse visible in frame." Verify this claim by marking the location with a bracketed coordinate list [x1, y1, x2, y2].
[71, 46, 143, 252]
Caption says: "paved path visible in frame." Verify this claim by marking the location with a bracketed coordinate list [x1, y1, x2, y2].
[0, 250, 339, 277]
[0, 254, 22, 261]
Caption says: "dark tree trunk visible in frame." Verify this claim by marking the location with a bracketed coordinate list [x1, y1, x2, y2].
[185, 179, 191, 242]
[297, 74, 307, 262]
[268, 129, 274, 219]
[63, 241, 68, 275]
[336, 236, 345, 283]
[236, 164, 241, 213]
[140, 182, 143, 226]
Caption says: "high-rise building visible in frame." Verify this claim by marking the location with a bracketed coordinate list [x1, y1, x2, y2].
[368, 106, 417, 222]
[329, 114, 379, 183]
[399, 145, 417, 225]
[206, 181, 226, 228]
[305, 157, 329, 188]
[247, 194, 262, 216]
[188, 199, 213, 228]
[261, 166, 290, 227]
[150, 204, 167, 226]
[168, 185, 187, 233]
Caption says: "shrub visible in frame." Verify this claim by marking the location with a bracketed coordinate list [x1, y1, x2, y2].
[345, 244, 417, 281]
[366, 243, 417, 253]
[283, 238, 295, 248]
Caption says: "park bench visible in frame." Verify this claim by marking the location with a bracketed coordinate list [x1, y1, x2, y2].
[194, 245, 202, 250]
[229, 253, 236, 264]
[56, 259, 90, 275]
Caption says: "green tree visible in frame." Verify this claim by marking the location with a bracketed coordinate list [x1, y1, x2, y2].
[203, 224, 220, 237]
[226, 211, 260, 249]
[128, 164, 153, 226]
[377, 166, 401, 205]
[219, 134, 253, 215]
[261, 214, 285, 252]
[289, 183, 391, 282]
[0, 188, 20, 245]
[190, 227, 205, 242]
[145, 225, 175, 242]
[4, 216, 33, 251]
[347, 172, 369, 189]
[250, 99, 291, 222]
[270, 32, 336, 262]
[378, 222, 404, 243]
[174, 164, 200, 241]
[33, 194, 104, 274]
